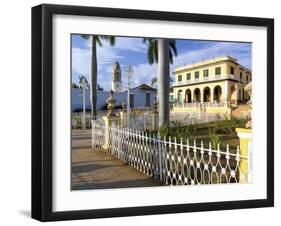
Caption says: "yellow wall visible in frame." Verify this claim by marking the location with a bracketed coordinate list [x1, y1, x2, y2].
[174, 80, 239, 103]
[173, 57, 251, 113]
[236, 128, 252, 183]
[174, 56, 252, 85]
[172, 56, 251, 108]
[175, 61, 228, 83]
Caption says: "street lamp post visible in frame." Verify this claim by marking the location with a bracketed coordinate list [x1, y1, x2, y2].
[126, 65, 133, 128]
[80, 77, 88, 130]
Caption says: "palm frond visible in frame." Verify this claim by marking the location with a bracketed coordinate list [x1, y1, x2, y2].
[143, 38, 150, 43]
[154, 40, 158, 63]
[148, 39, 158, 64]
[148, 43, 155, 64]
[151, 76, 173, 86]
[99, 35, 116, 46]
[169, 40, 178, 64]
[109, 36, 115, 46]
[143, 38, 158, 64]
[145, 38, 178, 65]
[95, 36, 102, 47]
[80, 34, 90, 39]
[169, 40, 178, 57]
[169, 50, 174, 64]
[150, 77, 157, 86]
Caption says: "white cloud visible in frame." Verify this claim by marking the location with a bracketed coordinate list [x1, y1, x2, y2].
[114, 37, 147, 53]
[85, 36, 146, 53]
[72, 38, 126, 83]
[97, 44, 124, 65]
[174, 42, 251, 69]
[131, 63, 157, 87]
[72, 47, 90, 76]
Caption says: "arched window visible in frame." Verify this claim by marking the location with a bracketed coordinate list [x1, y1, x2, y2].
[185, 89, 192, 103]
[194, 88, 201, 102]
[203, 87, 211, 102]
[213, 86, 222, 102]
[230, 85, 236, 104]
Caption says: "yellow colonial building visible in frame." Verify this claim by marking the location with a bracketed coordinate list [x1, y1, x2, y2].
[172, 56, 251, 114]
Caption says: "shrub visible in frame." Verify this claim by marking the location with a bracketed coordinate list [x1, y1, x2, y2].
[208, 127, 220, 149]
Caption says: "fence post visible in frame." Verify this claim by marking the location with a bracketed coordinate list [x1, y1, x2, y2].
[157, 133, 163, 182]
[128, 128, 131, 165]
[151, 133, 156, 178]
[102, 115, 119, 151]
[91, 120, 95, 151]
[163, 136, 168, 184]
[117, 126, 120, 159]
[236, 128, 252, 183]
[120, 111, 127, 127]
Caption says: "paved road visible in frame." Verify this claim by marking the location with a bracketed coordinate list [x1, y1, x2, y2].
[71, 129, 163, 190]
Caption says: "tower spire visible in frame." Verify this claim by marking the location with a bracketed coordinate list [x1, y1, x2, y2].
[112, 61, 122, 92]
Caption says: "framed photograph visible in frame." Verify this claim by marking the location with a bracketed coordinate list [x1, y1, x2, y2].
[32, 4, 274, 221]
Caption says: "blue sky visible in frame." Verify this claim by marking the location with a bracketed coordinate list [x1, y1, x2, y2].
[72, 35, 251, 91]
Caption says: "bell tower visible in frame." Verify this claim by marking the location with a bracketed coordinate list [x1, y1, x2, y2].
[112, 61, 122, 92]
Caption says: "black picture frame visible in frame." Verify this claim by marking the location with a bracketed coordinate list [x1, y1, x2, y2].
[32, 4, 274, 222]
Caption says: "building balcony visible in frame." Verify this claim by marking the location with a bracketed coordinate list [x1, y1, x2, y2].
[173, 101, 229, 108]
[173, 74, 238, 86]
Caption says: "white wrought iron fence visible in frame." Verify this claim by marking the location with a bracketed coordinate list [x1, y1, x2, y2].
[92, 121, 250, 185]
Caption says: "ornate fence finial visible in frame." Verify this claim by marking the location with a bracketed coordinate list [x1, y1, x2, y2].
[121, 99, 126, 112]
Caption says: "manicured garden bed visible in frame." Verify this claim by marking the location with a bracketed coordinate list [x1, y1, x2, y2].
[155, 117, 248, 152]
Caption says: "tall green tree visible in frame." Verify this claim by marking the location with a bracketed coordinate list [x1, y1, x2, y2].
[143, 38, 177, 128]
[71, 82, 79, 88]
[81, 35, 115, 120]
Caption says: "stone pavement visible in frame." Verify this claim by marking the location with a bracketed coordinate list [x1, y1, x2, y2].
[71, 129, 163, 190]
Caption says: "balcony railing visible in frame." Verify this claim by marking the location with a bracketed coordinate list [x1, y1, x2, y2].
[173, 101, 228, 108]
[173, 74, 238, 86]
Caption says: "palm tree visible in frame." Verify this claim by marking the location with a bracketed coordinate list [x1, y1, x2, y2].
[81, 35, 115, 120]
[143, 38, 177, 128]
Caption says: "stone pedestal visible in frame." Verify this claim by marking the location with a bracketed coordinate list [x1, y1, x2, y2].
[119, 112, 127, 127]
[102, 115, 119, 150]
[236, 128, 252, 183]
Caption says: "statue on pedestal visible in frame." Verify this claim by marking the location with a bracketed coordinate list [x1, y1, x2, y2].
[106, 90, 116, 117]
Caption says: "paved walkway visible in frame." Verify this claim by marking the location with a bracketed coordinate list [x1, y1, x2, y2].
[71, 129, 163, 190]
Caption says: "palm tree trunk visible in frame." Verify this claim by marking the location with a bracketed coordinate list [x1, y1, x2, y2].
[157, 39, 170, 128]
[90, 36, 97, 120]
